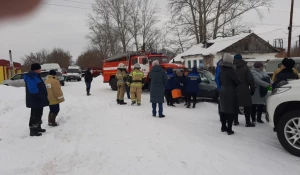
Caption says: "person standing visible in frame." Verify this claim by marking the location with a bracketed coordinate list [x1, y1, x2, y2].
[125, 70, 131, 99]
[45, 70, 65, 126]
[273, 58, 299, 88]
[251, 62, 271, 124]
[233, 54, 255, 127]
[84, 68, 93, 96]
[185, 67, 201, 108]
[215, 57, 223, 119]
[149, 60, 168, 118]
[175, 70, 184, 104]
[219, 54, 240, 135]
[24, 63, 49, 136]
[272, 58, 299, 82]
[165, 68, 179, 107]
[116, 63, 127, 105]
[128, 63, 145, 106]
[182, 69, 189, 106]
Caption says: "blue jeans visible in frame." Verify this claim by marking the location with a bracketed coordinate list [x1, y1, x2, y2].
[49, 104, 60, 115]
[85, 82, 91, 92]
[152, 103, 163, 116]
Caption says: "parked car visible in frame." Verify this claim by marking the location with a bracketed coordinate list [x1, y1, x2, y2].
[174, 68, 218, 101]
[266, 79, 300, 157]
[1, 71, 65, 87]
[66, 65, 82, 81]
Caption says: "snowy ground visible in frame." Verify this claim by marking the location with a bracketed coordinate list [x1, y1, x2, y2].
[0, 77, 300, 175]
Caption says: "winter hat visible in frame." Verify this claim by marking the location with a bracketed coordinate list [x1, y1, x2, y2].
[282, 58, 289, 67]
[286, 59, 296, 69]
[223, 54, 234, 64]
[31, 63, 41, 71]
[234, 54, 243, 60]
[49, 70, 56, 76]
[253, 61, 264, 68]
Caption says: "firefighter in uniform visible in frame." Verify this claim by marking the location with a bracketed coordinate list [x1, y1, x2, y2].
[128, 63, 145, 106]
[116, 63, 127, 105]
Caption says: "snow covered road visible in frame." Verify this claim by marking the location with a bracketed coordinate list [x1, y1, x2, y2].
[0, 77, 300, 175]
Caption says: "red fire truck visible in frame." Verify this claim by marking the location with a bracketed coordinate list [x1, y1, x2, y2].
[102, 51, 185, 90]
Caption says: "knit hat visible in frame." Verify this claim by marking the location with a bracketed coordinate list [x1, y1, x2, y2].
[31, 63, 41, 71]
[282, 58, 289, 67]
[223, 54, 234, 64]
[49, 70, 56, 76]
[234, 54, 243, 60]
[253, 61, 264, 68]
[286, 59, 296, 69]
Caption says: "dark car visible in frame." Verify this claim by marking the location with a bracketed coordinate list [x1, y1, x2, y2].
[175, 68, 218, 101]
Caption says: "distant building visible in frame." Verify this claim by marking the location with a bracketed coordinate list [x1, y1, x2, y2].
[0, 59, 21, 82]
[171, 33, 280, 69]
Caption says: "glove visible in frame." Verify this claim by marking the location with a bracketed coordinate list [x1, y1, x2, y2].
[251, 90, 255, 96]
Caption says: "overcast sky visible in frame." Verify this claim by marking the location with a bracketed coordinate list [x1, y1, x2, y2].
[0, 0, 299, 64]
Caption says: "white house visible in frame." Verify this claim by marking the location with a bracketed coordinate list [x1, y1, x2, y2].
[172, 33, 280, 68]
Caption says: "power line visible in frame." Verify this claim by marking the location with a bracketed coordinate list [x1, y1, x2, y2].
[42, 2, 93, 10]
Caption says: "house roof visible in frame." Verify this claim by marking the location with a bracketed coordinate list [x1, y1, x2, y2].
[172, 33, 277, 62]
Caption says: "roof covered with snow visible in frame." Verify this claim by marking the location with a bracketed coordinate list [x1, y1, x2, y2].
[172, 33, 255, 62]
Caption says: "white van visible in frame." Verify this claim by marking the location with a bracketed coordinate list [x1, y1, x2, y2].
[66, 65, 82, 81]
[41, 63, 61, 71]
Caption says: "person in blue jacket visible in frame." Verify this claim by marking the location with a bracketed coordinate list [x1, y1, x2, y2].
[215, 57, 223, 118]
[24, 63, 49, 136]
[165, 68, 179, 107]
[185, 67, 201, 108]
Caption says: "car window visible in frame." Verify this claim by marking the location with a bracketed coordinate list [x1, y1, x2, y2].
[12, 74, 22, 80]
[56, 72, 62, 77]
[199, 72, 209, 83]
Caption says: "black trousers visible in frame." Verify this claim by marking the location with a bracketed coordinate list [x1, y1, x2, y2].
[235, 106, 252, 124]
[49, 104, 60, 115]
[165, 90, 173, 105]
[29, 108, 43, 128]
[187, 92, 197, 106]
[251, 104, 264, 122]
[220, 112, 234, 131]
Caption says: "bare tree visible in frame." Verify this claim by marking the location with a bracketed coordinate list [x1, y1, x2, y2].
[76, 49, 104, 69]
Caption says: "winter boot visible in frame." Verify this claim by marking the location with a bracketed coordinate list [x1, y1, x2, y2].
[30, 128, 42, 136]
[257, 112, 264, 123]
[186, 103, 191, 108]
[227, 114, 234, 135]
[37, 121, 46, 133]
[137, 102, 141, 106]
[220, 113, 227, 132]
[192, 103, 196, 108]
[159, 114, 165, 118]
[131, 101, 136, 105]
[117, 99, 120, 104]
[119, 100, 127, 105]
[233, 115, 239, 126]
[245, 122, 255, 127]
[227, 130, 235, 135]
[48, 113, 58, 127]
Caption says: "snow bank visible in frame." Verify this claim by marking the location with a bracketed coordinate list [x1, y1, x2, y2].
[0, 78, 300, 175]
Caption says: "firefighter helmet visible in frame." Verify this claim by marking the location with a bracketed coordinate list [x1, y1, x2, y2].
[118, 63, 125, 69]
[134, 63, 141, 69]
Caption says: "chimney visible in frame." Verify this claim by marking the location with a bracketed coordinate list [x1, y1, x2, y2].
[232, 29, 235, 36]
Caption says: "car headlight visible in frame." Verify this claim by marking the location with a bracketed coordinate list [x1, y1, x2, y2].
[272, 86, 291, 95]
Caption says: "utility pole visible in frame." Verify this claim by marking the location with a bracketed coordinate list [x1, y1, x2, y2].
[9, 50, 14, 77]
[287, 0, 294, 57]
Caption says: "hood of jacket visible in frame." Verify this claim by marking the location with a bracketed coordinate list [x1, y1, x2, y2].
[166, 68, 173, 74]
[24, 71, 39, 81]
[234, 59, 247, 69]
[220, 61, 235, 69]
[151, 65, 163, 72]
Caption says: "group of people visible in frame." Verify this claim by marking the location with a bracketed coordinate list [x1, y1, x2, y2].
[216, 54, 299, 135]
[24, 63, 65, 136]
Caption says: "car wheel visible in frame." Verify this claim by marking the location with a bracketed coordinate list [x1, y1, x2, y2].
[277, 110, 300, 157]
[109, 77, 117, 91]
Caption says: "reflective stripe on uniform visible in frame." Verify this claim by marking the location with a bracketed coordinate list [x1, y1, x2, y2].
[57, 96, 64, 99]
[46, 84, 51, 88]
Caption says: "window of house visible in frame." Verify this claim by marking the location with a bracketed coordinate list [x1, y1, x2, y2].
[199, 60, 204, 68]
[187, 60, 191, 68]
[193, 60, 197, 68]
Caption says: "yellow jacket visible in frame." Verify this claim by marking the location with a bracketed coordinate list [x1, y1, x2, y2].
[45, 76, 65, 105]
[116, 69, 127, 86]
[272, 68, 300, 82]
[128, 69, 145, 87]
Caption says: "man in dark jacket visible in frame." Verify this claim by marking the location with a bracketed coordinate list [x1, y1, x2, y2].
[273, 58, 299, 88]
[84, 68, 93, 96]
[24, 63, 49, 136]
[165, 68, 179, 107]
[149, 60, 168, 118]
[185, 67, 201, 108]
[233, 54, 255, 127]
[219, 54, 241, 135]
[175, 70, 185, 104]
